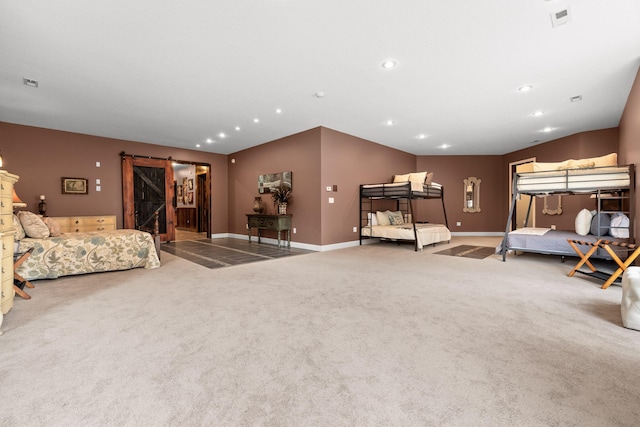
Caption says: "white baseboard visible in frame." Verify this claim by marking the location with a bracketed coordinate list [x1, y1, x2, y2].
[450, 232, 504, 237]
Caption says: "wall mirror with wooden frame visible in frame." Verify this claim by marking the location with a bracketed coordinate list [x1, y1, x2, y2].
[463, 177, 481, 213]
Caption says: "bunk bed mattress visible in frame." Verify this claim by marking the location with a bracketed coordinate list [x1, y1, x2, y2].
[516, 166, 630, 193]
[361, 223, 451, 249]
[361, 181, 443, 198]
[502, 228, 627, 259]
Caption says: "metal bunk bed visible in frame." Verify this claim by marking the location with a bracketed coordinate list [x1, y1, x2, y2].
[359, 181, 450, 251]
[500, 163, 635, 262]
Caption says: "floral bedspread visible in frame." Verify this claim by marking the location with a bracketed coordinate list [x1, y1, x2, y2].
[16, 229, 161, 281]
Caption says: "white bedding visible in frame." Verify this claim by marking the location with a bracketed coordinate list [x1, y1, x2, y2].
[516, 166, 630, 194]
[361, 223, 451, 249]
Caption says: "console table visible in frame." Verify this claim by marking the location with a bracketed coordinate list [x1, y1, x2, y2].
[246, 214, 292, 248]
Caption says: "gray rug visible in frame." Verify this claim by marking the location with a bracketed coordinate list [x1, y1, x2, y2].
[435, 244, 496, 259]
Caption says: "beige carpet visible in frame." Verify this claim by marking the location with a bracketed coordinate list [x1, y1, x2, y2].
[1, 236, 639, 426]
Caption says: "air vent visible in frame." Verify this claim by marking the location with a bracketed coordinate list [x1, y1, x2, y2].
[550, 7, 571, 27]
[23, 77, 39, 88]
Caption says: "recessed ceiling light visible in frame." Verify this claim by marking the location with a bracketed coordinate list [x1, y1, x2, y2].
[542, 127, 554, 132]
[518, 85, 533, 92]
[381, 60, 397, 69]
[235, 126, 241, 131]
[218, 132, 226, 138]
[206, 138, 213, 143]
[570, 95, 582, 102]
[385, 120, 395, 126]
[440, 144, 450, 149]
[196, 144, 201, 148]
[532, 111, 544, 117]
[314, 91, 325, 98]
[417, 134, 428, 139]
[276, 108, 282, 114]
[253, 118, 260, 123]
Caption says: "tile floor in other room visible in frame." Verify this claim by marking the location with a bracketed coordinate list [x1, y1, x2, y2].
[161, 237, 313, 269]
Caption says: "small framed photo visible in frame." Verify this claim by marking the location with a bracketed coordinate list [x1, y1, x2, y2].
[188, 178, 194, 190]
[61, 177, 88, 194]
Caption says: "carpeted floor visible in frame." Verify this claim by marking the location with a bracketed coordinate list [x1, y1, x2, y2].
[2, 236, 640, 426]
[435, 244, 496, 259]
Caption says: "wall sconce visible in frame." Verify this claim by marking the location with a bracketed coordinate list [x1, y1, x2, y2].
[13, 188, 27, 209]
[38, 195, 47, 216]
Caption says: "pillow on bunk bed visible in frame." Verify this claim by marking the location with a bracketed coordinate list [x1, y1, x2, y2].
[590, 212, 611, 236]
[532, 152, 618, 172]
[388, 211, 404, 225]
[376, 210, 392, 226]
[575, 208, 593, 236]
[367, 212, 379, 226]
[610, 213, 630, 238]
[393, 173, 411, 183]
[409, 171, 428, 183]
[425, 172, 434, 185]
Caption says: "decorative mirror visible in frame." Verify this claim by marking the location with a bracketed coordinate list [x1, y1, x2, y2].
[463, 177, 481, 213]
[542, 195, 562, 215]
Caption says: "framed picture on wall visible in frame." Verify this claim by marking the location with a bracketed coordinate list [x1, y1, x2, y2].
[187, 192, 194, 204]
[177, 184, 183, 198]
[188, 178, 194, 190]
[61, 177, 88, 194]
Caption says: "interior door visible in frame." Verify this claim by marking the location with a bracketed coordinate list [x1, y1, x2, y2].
[122, 156, 175, 242]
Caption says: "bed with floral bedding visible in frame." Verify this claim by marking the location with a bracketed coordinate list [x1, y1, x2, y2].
[16, 229, 161, 281]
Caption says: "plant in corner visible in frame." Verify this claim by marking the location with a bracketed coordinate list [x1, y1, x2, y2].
[271, 184, 292, 214]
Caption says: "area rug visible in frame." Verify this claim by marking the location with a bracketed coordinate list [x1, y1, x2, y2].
[435, 244, 496, 259]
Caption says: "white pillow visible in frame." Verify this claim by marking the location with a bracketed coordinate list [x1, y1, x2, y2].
[376, 210, 391, 226]
[409, 171, 428, 183]
[18, 211, 50, 239]
[367, 212, 378, 226]
[393, 173, 410, 183]
[575, 209, 593, 236]
[13, 214, 26, 240]
[610, 213, 630, 238]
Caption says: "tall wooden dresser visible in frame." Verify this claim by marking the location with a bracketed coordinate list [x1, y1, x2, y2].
[1, 170, 19, 317]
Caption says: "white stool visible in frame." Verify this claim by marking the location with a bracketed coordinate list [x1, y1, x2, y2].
[621, 266, 640, 331]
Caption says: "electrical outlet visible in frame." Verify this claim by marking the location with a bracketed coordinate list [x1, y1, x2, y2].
[353, 226, 357, 232]
[293, 228, 297, 233]
[96, 185, 101, 192]
[329, 197, 334, 203]
[456, 222, 461, 227]
[551, 224, 556, 230]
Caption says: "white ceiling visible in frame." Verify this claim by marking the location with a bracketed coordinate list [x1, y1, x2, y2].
[1, 1, 639, 156]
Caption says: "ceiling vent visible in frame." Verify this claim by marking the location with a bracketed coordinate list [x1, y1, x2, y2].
[550, 7, 571, 27]
[23, 77, 38, 88]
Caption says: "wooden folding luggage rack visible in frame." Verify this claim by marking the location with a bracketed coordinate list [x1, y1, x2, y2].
[567, 239, 640, 289]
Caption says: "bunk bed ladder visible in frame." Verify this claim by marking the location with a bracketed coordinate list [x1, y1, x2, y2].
[359, 185, 373, 246]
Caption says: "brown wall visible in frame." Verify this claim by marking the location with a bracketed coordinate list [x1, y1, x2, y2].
[502, 128, 619, 231]
[227, 128, 322, 244]
[319, 127, 415, 245]
[417, 155, 504, 232]
[619, 67, 640, 243]
[0, 122, 229, 234]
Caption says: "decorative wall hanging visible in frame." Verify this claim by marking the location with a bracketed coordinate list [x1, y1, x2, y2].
[542, 195, 563, 215]
[61, 177, 88, 194]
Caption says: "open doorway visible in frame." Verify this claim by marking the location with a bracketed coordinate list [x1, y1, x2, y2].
[509, 158, 536, 230]
[173, 161, 211, 240]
